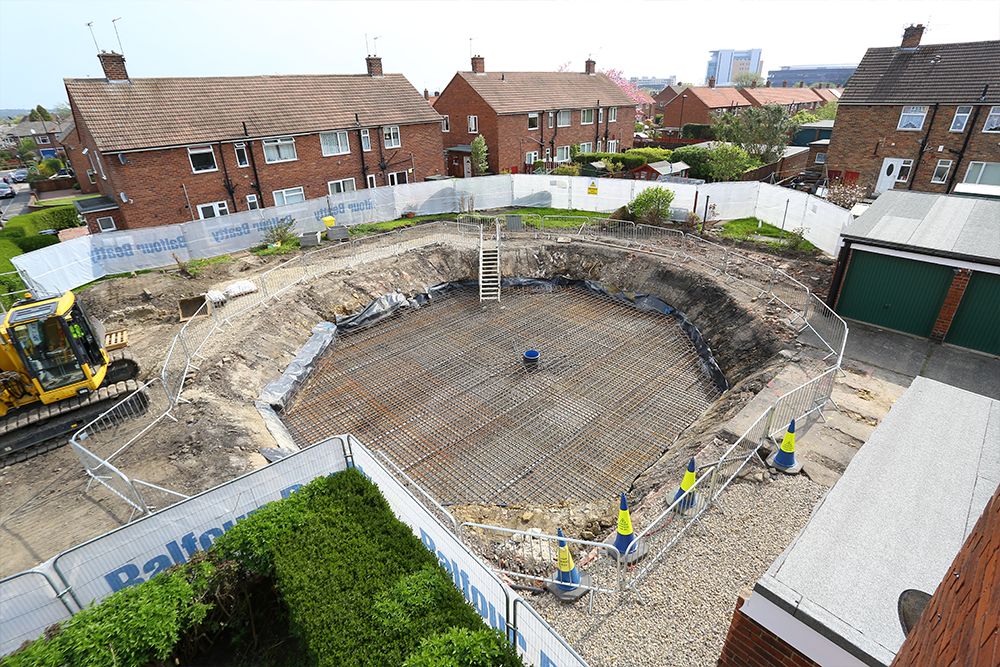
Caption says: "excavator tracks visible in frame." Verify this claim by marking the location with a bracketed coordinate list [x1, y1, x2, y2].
[1, 376, 148, 466]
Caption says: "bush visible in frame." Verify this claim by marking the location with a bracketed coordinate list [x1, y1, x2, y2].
[826, 180, 869, 210]
[551, 162, 580, 176]
[404, 627, 524, 667]
[625, 147, 673, 163]
[670, 146, 712, 180]
[13, 235, 60, 252]
[681, 124, 715, 140]
[628, 186, 676, 225]
[573, 152, 647, 171]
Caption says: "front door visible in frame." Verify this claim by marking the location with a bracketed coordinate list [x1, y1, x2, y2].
[874, 158, 904, 194]
[463, 156, 472, 178]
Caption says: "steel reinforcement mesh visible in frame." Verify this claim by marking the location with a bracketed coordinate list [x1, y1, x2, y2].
[281, 284, 724, 506]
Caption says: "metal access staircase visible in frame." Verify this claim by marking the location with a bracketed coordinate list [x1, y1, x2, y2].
[479, 220, 501, 302]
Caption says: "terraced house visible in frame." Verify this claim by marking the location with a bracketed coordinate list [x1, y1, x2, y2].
[62, 52, 446, 233]
[824, 26, 1000, 195]
[433, 57, 636, 176]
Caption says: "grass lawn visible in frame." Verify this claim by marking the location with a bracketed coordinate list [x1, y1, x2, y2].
[35, 194, 101, 207]
[719, 217, 817, 251]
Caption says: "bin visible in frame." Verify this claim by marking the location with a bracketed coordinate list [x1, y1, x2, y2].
[322, 215, 337, 227]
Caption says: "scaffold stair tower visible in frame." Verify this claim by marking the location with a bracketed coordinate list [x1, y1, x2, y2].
[479, 219, 501, 302]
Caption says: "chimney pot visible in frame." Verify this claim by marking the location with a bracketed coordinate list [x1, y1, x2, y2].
[366, 56, 383, 78]
[708, 75, 716, 88]
[585, 58, 596, 75]
[782, 79, 787, 87]
[98, 51, 128, 81]
[471, 55, 485, 74]
[901, 24, 925, 48]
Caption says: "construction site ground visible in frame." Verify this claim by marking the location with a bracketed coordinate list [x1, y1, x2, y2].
[4, 218, 995, 664]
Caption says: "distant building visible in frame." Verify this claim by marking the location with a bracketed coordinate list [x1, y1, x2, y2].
[766, 64, 857, 87]
[706, 49, 762, 86]
[629, 75, 676, 90]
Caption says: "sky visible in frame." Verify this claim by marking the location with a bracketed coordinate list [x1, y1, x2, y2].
[1, 0, 998, 110]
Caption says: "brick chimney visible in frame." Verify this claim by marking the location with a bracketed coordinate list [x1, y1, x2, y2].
[765, 80, 771, 87]
[471, 55, 485, 74]
[751, 79, 757, 88]
[424, 88, 429, 100]
[366, 56, 383, 77]
[585, 59, 596, 75]
[708, 75, 715, 88]
[798, 81, 805, 88]
[901, 24, 925, 48]
[782, 79, 787, 87]
[98, 51, 128, 81]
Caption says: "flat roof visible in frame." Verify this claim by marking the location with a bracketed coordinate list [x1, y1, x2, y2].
[755, 377, 1000, 665]
[843, 190, 1000, 264]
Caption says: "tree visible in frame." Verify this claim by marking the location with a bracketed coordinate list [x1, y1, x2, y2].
[826, 180, 869, 210]
[790, 110, 819, 125]
[27, 109, 39, 121]
[707, 144, 756, 182]
[627, 186, 676, 225]
[52, 101, 72, 120]
[601, 68, 646, 121]
[711, 104, 800, 165]
[17, 138, 37, 165]
[470, 134, 489, 176]
[670, 146, 712, 180]
[731, 72, 765, 90]
[35, 105, 53, 122]
[39, 157, 64, 177]
[815, 100, 838, 120]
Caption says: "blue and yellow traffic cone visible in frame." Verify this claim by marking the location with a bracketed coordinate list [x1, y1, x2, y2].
[673, 457, 698, 511]
[609, 493, 648, 564]
[546, 528, 592, 603]
[767, 419, 804, 474]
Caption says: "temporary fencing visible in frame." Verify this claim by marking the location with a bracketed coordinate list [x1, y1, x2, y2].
[804, 292, 849, 367]
[0, 570, 74, 656]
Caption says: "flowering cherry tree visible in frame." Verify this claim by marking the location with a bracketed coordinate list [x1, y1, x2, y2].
[601, 69, 646, 121]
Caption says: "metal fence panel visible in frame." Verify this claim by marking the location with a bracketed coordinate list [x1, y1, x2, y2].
[725, 251, 775, 298]
[682, 235, 728, 273]
[52, 437, 349, 612]
[69, 441, 149, 516]
[634, 224, 684, 257]
[71, 378, 174, 466]
[769, 368, 837, 440]
[770, 269, 810, 320]
[805, 293, 849, 366]
[0, 571, 74, 657]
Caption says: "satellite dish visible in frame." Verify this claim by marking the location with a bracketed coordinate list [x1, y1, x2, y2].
[120, 192, 129, 202]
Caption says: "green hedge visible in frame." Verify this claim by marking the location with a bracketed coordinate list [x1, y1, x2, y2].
[671, 146, 713, 180]
[625, 147, 674, 163]
[13, 235, 60, 252]
[681, 123, 715, 140]
[573, 152, 647, 171]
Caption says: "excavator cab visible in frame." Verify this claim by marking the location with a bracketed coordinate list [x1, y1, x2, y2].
[1, 292, 108, 408]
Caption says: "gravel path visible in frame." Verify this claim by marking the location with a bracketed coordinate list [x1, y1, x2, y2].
[526, 472, 828, 667]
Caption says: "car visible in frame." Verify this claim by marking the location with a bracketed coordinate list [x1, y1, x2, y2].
[12, 170, 28, 182]
[0, 183, 13, 199]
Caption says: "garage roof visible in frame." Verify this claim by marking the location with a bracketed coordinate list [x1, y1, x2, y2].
[842, 190, 1000, 264]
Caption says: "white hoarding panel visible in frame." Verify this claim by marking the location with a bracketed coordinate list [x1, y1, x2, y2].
[0, 571, 73, 657]
[11, 235, 102, 296]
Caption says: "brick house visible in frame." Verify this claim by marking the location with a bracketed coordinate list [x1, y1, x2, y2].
[824, 26, 1000, 195]
[737, 82, 824, 113]
[432, 57, 636, 175]
[9, 119, 72, 160]
[658, 80, 752, 131]
[62, 52, 446, 233]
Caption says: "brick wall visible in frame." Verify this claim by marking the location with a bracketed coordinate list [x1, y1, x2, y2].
[930, 268, 971, 340]
[434, 76, 498, 170]
[68, 111, 445, 231]
[825, 103, 998, 193]
[661, 95, 713, 129]
[717, 597, 821, 667]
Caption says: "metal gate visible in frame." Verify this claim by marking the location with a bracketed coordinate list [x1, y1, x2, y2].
[836, 250, 953, 337]
[945, 271, 1000, 356]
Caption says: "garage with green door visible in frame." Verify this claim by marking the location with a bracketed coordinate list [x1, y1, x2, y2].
[829, 191, 1000, 356]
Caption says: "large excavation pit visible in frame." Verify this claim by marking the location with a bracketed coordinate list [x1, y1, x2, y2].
[280, 281, 726, 506]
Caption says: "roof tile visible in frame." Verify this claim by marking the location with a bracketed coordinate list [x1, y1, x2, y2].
[455, 71, 636, 114]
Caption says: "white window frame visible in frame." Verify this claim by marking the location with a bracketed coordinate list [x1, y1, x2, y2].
[96, 216, 116, 232]
[35, 135, 51, 145]
[555, 145, 571, 162]
[815, 153, 826, 164]
[896, 159, 914, 183]
[930, 160, 952, 184]
[187, 145, 218, 173]
[599, 108, 604, 123]
[609, 107, 618, 122]
[197, 201, 230, 219]
[320, 131, 351, 157]
[596, 139, 603, 152]
[442, 116, 450, 132]
[273, 186, 305, 206]
[525, 150, 539, 164]
[246, 194, 259, 210]
[897, 106, 928, 131]
[556, 110, 571, 127]
[360, 129, 372, 151]
[548, 113, 554, 129]
[578, 142, 593, 154]
[545, 147, 551, 161]
[949, 107, 973, 132]
[86, 169, 96, 184]
[983, 106, 1000, 133]
[234, 142, 249, 167]
[387, 170, 408, 186]
[366, 174, 377, 188]
[383, 125, 401, 148]
[607, 139, 618, 153]
[328, 178, 356, 194]
[963, 161, 1000, 186]
[262, 137, 297, 163]
[467, 115, 478, 134]
[528, 113, 539, 130]
[581, 109, 594, 125]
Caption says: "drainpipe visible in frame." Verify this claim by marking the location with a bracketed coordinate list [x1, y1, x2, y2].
[243, 122, 263, 203]
[217, 141, 238, 212]
[907, 103, 939, 190]
[549, 111, 559, 162]
[377, 126, 388, 182]
[356, 114, 370, 187]
[945, 102, 984, 193]
[594, 100, 600, 148]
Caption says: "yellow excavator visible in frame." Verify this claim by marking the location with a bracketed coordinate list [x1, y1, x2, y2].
[1, 291, 142, 463]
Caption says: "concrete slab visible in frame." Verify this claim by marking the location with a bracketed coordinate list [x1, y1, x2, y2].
[758, 377, 1000, 665]
[923, 344, 1000, 401]
[839, 321, 932, 378]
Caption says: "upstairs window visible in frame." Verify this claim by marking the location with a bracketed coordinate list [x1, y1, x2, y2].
[581, 109, 594, 125]
[234, 143, 249, 167]
[897, 106, 928, 131]
[321, 131, 351, 156]
[262, 137, 297, 163]
[361, 129, 372, 151]
[467, 115, 478, 133]
[383, 125, 401, 148]
[599, 108, 605, 122]
[984, 106, 1000, 133]
[441, 115, 450, 132]
[188, 146, 217, 173]
[609, 107, 618, 122]
[35, 135, 51, 145]
[949, 106, 973, 132]
[556, 110, 571, 127]
[528, 113, 539, 130]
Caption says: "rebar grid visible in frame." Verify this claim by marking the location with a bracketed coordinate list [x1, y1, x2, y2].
[281, 285, 723, 506]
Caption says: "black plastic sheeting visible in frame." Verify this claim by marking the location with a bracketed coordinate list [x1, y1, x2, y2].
[258, 321, 337, 410]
